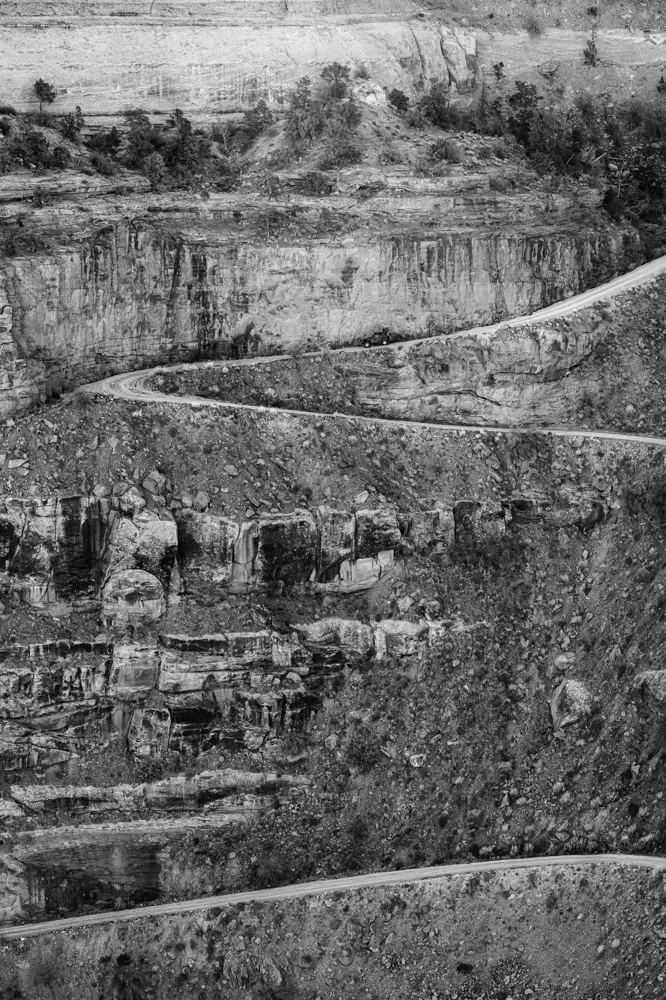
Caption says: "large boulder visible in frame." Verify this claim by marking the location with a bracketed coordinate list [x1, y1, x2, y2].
[102, 569, 165, 623]
[103, 509, 177, 587]
[176, 509, 240, 599]
[373, 619, 429, 658]
[297, 618, 374, 659]
[549, 679, 595, 730]
[0, 496, 99, 605]
[355, 508, 402, 559]
[255, 511, 318, 585]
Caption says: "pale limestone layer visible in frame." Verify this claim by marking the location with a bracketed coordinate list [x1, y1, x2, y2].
[0, 19, 476, 114]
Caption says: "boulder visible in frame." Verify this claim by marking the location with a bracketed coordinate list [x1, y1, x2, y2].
[117, 486, 146, 515]
[176, 509, 240, 598]
[549, 679, 595, 730]
[297, 617, 374, 658]
[355, 507, 402, 559]
[629, 670, 666, 717]
[103, 509, 177, 587]
[102, 569, 165, 623]
[373, 619, 429, 658]
[255, 511, 318, 585]
[322, 550, 394, 593]
[176, 508, 240, 598]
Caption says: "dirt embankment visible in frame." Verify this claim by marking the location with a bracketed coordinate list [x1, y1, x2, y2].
[2, 862, 665, 1000]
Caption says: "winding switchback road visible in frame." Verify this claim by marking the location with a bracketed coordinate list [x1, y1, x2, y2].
[82, 253, 666, 450]
[2, 853, 666, 940]
[48, 253, 666, 944]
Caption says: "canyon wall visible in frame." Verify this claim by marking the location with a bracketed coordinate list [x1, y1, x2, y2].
[0, 13, 477, 115]
[0, 221, 640, 416]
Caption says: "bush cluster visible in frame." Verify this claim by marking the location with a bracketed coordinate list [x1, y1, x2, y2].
[0, 119, 72, 174]
[285, 62, 362, 166]
[409, 71, 666, 231]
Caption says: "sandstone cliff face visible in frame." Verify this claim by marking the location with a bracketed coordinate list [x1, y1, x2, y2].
[0, 12, 476, 114]
[0, 221, 639, 416]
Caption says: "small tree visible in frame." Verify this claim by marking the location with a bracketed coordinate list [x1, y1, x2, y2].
[143, 151, 165, 190]
[388, 88, 410, 113]
[34, 79, 56, 113]
[60, 105, 84, 142]
[320, 62, 351, 100]
[583, 37, 598, 67]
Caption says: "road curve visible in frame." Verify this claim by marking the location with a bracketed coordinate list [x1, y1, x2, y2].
[54, 254, 666, 944]
[81, 252, 666, 452]
[2, 853, 666, 940]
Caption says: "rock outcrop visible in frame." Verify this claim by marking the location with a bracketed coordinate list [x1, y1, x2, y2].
[0, 495, 103, 606]
[549, 678, 595, 731]
[0, 616, 437, 768]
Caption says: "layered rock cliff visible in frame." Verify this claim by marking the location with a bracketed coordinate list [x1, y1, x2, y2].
[0, 218, 641, 417]
[0, 4, 476, 115]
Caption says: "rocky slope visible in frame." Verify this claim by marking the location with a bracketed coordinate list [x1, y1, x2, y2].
[4, 2, 666, 995]
[2, 861, 665, 999]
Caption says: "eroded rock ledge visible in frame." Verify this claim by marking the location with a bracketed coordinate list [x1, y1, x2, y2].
[0, 484, 609, 618]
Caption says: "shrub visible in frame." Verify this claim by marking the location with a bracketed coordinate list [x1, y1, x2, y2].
[285, 66, 362, 149]
[86, 126, 121, 156]
[34, 78, 56, 111]
[388, 88, 410, 114]
[317, 140, 361, 169]
[0, 116, 12, 137]
[143, 151, 165, 190]
[89, 151, 117, 175]
[523, 13, 544, 36]
[285, 77, 325, 144]
[418, 81, 474, 131]
[293, 170, 332, 195]
[378, 141, 403, 164]
[321, 61, 352, 100]
[346, 726, 382, 772]
[260, 171, 282, 199]
[123, 108, 160, 167]
[583, 37, 598, 67]
[59, 105, 84, 142]
[493, 62, 505, 82]
[356, 63, 370, 80]
[50, 143, 71, 168]
[229, 99, 274, 152]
